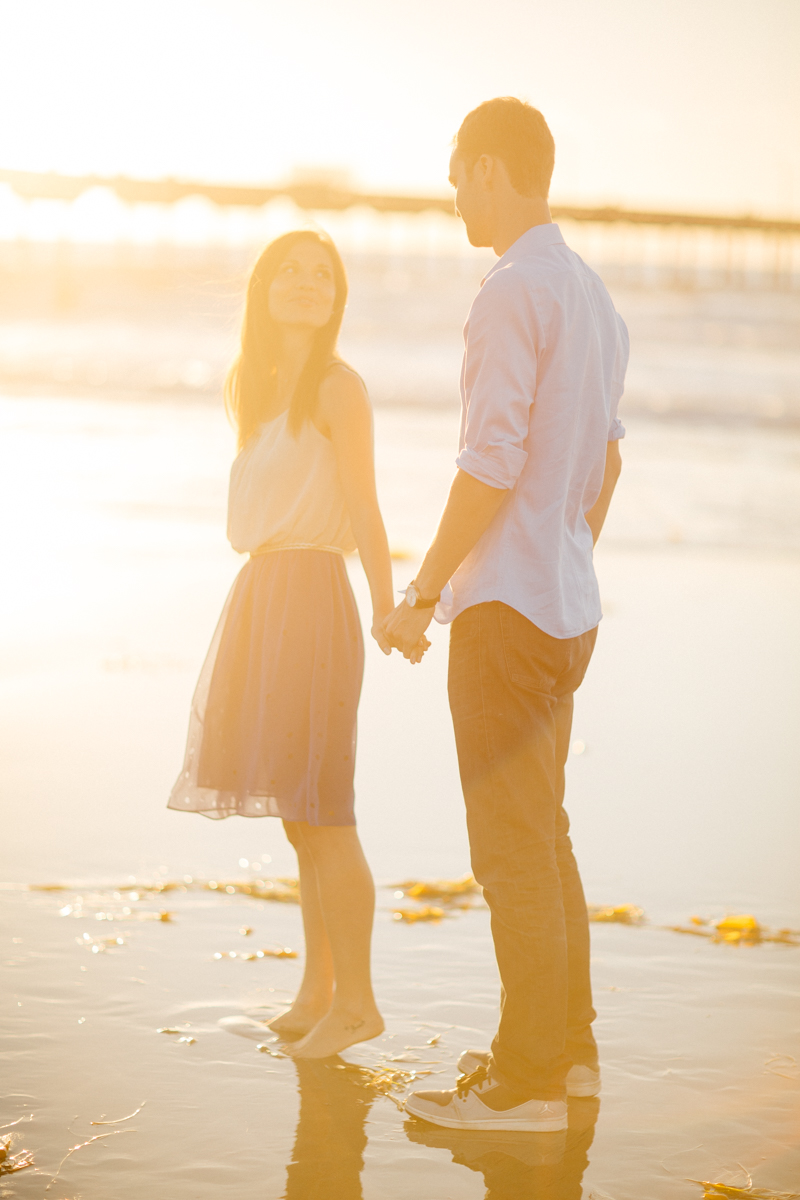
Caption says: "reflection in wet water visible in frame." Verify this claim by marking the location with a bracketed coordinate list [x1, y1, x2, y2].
[404, 1099, 599, 1200]
[284, 1059, 374, 1200]
[287, 1057, 598, 1200]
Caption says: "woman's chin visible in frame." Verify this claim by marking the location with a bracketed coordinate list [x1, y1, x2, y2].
[274, 311, 331, 330]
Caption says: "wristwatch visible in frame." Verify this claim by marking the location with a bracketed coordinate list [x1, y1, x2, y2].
[404, 581, 440, 609]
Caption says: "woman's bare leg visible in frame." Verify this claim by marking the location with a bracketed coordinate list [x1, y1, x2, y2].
[285, 824, 383, 1058]
[267, 821, 334, 1036]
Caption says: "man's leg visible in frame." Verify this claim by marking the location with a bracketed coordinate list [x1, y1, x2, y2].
[553, 691, 599, 1069]
[448, 602, 596, 1099]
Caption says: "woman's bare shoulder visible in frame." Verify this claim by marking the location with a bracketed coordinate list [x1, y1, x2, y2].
[318, 361, 371, 425]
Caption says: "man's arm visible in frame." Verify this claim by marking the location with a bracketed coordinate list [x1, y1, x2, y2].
[585, 440, 622, 546]
[385, 273, 535, 659]
[383, 469, 507, 657]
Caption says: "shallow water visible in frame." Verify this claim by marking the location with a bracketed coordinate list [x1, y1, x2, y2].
[1, 395, 799, 1197]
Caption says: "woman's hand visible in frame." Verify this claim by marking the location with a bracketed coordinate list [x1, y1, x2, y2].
[371, 616, 393, 656]
[372, 615, 430, 663]
[383, 599, 436, 661]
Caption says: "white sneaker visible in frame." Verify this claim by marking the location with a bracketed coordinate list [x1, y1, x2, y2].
[218, 1015, 271, 1041]
[457, 1050, 601, 1098]
[404, 1066, 568, 1133]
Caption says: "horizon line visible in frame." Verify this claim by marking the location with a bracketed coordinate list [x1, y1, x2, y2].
[1, 168, 799, 236]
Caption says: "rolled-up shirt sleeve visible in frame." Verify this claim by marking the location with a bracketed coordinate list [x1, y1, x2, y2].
[608, 416, 626, 441]
[456, 272, 539, 490]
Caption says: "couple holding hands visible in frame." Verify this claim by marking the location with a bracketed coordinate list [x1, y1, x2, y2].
[169, 96, 629, 1133]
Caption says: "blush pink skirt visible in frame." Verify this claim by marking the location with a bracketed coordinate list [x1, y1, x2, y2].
[168, 549, 364, 825]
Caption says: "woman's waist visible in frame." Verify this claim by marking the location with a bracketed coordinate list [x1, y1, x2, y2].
[248, 540, 349, 558]
[227, 507, 356, 557]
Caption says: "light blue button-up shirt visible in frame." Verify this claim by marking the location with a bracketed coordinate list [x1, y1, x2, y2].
[436, 223, 629, 639]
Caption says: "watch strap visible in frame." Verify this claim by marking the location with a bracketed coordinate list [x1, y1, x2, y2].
[408, 582, 440, 608]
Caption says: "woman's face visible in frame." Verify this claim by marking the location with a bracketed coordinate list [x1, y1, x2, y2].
[267, 240, 337, 330]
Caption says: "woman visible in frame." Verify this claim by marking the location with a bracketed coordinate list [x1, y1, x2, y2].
[168, 229, 425, 1059]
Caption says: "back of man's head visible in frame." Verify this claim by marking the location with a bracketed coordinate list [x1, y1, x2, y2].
[455, 98, 555, 200]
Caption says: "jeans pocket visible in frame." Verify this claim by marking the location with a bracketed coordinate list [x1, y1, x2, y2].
[498, 604, 562, 694]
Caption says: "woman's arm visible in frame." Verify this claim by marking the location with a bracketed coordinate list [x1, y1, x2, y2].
[585, 440, 622, 546]
[317, 370, 395, 653]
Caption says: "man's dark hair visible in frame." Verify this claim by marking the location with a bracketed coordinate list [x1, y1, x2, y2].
[454, 97, 555, 199]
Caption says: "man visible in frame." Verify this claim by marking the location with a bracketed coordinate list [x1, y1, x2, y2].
[384, 97, 628, 1133]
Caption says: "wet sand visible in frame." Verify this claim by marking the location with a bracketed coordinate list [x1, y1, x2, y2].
[2, 396, 800, 1197]
[3, 884, 800, 1198]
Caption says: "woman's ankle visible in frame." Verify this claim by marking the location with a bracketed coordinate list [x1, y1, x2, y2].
[329, 992, 380, 1016]
[290, 990, 332, 1011]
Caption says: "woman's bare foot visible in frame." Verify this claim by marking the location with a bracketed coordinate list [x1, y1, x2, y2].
[284, 1005, 384, 1059]
[267, 999, 331, 1039]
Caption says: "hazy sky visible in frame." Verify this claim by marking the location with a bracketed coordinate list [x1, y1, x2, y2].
[2, 0, 799, 215]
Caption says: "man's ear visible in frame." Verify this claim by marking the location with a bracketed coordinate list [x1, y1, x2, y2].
[477, 154, 496, 191]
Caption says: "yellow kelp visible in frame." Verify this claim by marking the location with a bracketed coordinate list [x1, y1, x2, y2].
[691, 1180, 800, 1199]
[392, 906, 447, 923]
[333, 1061, 432, 1110]
[669, 916, 800, 946]
[391, 875, 481, 903]
[588, 904, 645, 925]
[32, 877, 302, 904]
[0, 1136, 34, 1176]
[205, 878, 300, 903]
[213, 947, 297, 959]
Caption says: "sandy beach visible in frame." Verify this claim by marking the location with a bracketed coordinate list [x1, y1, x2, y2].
[1, 392, 799, 1197]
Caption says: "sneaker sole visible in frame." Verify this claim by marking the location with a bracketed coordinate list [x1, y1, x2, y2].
[404, 1099, 567, 1133]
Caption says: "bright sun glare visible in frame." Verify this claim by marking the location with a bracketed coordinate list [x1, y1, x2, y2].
[0, 0, 798, 216]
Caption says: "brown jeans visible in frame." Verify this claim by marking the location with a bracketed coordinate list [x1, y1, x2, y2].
[448, 601, 598, 1100]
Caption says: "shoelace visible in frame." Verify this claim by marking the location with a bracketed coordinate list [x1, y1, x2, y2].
[456, 1065, 490, 1099]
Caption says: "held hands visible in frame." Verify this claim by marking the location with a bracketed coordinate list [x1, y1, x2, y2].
[371, 608, 431, 663]
[378, 599, 435, 663]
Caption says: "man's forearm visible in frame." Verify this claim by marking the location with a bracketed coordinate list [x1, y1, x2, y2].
[414, 469, 508, 599]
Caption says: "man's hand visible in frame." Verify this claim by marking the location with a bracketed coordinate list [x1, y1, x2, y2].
[383, 600, 435, 662]
[380, 469, 507, 665]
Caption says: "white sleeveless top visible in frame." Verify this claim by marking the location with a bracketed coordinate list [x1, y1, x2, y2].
[227, 408, 356, 557]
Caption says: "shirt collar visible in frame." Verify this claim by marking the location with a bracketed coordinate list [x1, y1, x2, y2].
[482, 223, 565, 285]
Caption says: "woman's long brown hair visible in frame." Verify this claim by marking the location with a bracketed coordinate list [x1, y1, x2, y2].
[225, 229, 348, 449]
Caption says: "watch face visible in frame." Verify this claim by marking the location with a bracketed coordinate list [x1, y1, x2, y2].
[406, 585, 417, 607]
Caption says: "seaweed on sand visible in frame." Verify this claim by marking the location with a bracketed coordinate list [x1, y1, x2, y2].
[669, 915, 800, 946]
[91, 1103, 146, 1126]
[0, 1134, 34, 1175]
[391, 875, 481, 904]
[331, 1062, 432, 1111]
[587, 904, 645, 924]
[392, 905, 447, 923]
[205, 878, 300, 902]
[32, 877, 301, 903]
[75, 933, 126, 953]
[214, 947, 298, 959]
[43, 1129, 137, 1194]
[690, 1179, 800, 1199]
